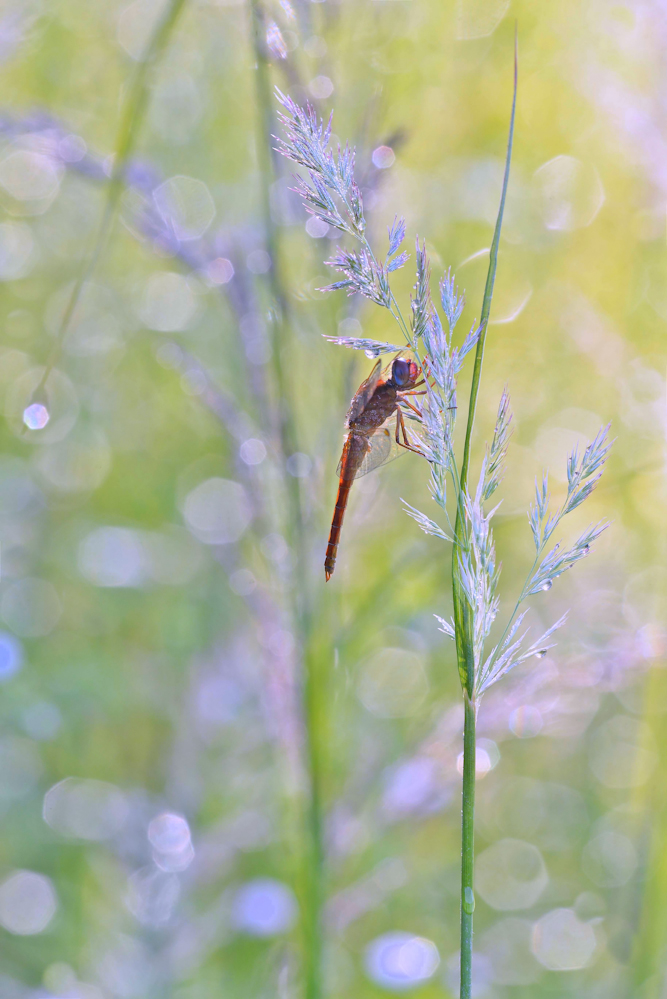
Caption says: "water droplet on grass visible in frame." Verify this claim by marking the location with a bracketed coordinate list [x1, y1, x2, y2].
[535, 649, 548, 659]
[541, 580, 553, 592]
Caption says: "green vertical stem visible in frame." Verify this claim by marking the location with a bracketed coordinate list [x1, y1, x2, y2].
[36, 0, 188, 396]
[451, 36, 517, 999]
[452, 35, 517, 694]
[302, 646, 325, 999]
[248, 5, 324, 998]
[460, 692, 477, 999]
[249, 0, 293, 439]
[248, 0, 309, 594]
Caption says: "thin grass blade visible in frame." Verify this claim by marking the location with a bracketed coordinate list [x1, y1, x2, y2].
[459, 33, 518, 495]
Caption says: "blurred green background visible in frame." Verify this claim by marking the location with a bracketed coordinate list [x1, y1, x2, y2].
[0, 0, 665, 997]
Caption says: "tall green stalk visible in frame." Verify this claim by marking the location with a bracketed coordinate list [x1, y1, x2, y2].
[459, 691, 477, 997]
[36, 0, 188, 396]
[248, 5, 324, 997]
[301, 646, 325, 999]
[452, 37, 517, 999]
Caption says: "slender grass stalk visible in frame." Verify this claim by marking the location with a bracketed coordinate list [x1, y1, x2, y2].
[458, 41, 518, 495]
[248, 5, 325, 997]
[34, 0, 188, 400]
[301, 646, 325, 999]
[453, 37, 517, 999]
[459, 691, 476, 995]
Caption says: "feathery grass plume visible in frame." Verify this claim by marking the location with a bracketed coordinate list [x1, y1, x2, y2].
[411, 239, 432, 341]
[404, 264, 610, 700]
[266, 21, 288, 60]
[320, 245, 393, 307]
[275, 90, 365, 237]
[483, 388, 512, 501]
[275, 90, 414, 346]
[276, 40, 610, 997]
[322, 336, 405, 356]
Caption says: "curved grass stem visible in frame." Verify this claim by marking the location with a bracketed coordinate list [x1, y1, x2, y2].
[36, 0, 188, 397]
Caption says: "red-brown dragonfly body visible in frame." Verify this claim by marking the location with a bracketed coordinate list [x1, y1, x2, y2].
[325, 355, 423, 580]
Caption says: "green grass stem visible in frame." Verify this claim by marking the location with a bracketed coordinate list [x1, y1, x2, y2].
[452, 35, 517, 999]
[248, 5, 325, 997]
[36, 0, 188, 397]
[460, 692, 477, 999]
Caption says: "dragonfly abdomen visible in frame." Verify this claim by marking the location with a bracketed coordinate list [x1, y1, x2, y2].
[325, 475, 353, 580]
[325, 432, 370, 580]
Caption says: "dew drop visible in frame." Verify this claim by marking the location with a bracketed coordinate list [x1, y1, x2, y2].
[463, 887, 475, 914]
[365, 349, 380, 359]
[535, 649, 548, 659]
[582, 544, 590, 554]
[540, 580, 553, 592]
[22, 403, 50, 430]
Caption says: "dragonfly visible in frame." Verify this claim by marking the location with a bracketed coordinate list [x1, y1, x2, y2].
[325, 354, 425, 580]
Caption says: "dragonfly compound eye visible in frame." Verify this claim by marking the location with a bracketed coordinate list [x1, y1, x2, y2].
[392, 358, 412, 387]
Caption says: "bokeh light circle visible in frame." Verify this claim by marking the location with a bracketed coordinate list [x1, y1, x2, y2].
[365, 932, 440, 990]
[0, 870, 57, 935]
[531, 908, 597, 971]
[183, 477, 252, 545]
[358, 648, 429, 718]
[475, 839, 548, 911]
[232, 879, 297, 937]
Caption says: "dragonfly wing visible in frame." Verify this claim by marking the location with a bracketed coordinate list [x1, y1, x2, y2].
[346, 359, 383, 424]
[355, 416, 425, 477]
[336, 424, 399, 479]
[336, 416, 423, 479]
[355, 423, 403, 478]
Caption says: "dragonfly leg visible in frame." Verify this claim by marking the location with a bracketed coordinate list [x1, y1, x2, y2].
[412, 371, 437, 392]
[398, 396, 425, 418]
[416, 366, 438, 391]
[395, 409, 427, 458]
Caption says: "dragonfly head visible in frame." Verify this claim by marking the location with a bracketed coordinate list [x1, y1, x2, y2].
[391, 357, 420, 389]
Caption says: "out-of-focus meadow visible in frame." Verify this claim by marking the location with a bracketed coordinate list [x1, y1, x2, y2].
[0, 0, 665, 996]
